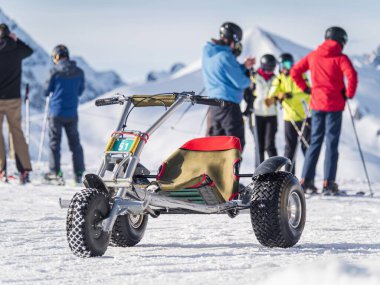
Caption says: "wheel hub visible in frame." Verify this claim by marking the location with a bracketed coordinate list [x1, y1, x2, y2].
[128, 214, 144, 228]
[287, 191, 302, 228]
[91, 210, 104, 239]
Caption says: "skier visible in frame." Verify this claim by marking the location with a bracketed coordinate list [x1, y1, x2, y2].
[291, 27, 358, 195]
[44, 45, 85, 184]
[268, 53, 311, 174]
[202, 22, 255, 150]
[252, 54, 278, 165]
[0, 23, 33, 184]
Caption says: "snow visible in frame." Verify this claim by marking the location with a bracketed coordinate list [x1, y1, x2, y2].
[0, 182, 379, 284]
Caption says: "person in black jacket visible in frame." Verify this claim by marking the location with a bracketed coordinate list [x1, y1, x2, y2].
[0, 23, 33, 184]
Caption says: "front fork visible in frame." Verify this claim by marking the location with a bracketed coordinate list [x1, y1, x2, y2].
[98, 155, 149, 232]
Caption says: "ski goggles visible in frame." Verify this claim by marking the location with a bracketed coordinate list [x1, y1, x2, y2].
[280, 60, 293, 70]
[233, 42, 242, 57]
[261, 63, 276, 72]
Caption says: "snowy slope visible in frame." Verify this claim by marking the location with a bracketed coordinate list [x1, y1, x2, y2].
[0, 183, 379, 284]
[0, 9, 125, 111]
[54, 26, 380, 187]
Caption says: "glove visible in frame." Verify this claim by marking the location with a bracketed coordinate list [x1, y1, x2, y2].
[243, 87, 254, 116]
[277, 92, 292, 101]
[341, 88, 348, 101]
[244, 68, 250, 78]
[304, 87, 311, 95]
[264, 97, 276, 107]
[284, 92, 292, 99]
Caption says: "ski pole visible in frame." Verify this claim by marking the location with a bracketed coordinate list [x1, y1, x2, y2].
[37, 94, 51, 165]
[25, 83, 30, 145]
[346, 100, 374, 197]
[288, 118, 310, 148]
[250, 115, 261, 167]
[198, 108, 210, 136]
[289, 99, 311, 173]
[171, 87, 205, 130]
[281, 99, 310, 147]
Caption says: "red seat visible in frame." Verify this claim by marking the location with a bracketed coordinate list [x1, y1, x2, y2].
[180, 136, 242, 152]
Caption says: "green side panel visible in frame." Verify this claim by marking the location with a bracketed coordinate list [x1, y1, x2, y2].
[167, 188, 205, 204]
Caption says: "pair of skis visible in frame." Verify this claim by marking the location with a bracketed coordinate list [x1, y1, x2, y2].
[305, 190, 372, 199]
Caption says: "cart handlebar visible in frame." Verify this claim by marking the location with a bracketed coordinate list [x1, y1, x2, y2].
[95, 92, 225, 107]
[190, 95, 225, 107]
[95, 96, 126, 106]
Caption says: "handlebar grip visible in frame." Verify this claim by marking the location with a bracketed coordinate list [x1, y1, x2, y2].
[95, 97, 122, 106]
[193, 97, 225, 107]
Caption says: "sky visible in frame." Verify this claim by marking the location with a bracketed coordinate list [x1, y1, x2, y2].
[0, 0, 379, 82]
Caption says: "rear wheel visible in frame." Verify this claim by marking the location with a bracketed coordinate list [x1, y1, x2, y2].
[111, 213, 148, 247]
[250, 171, 306, 248]
[66, 188, 111, 257]
[110, 174, 149, 247]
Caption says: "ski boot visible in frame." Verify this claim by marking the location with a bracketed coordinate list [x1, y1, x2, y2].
[75, 171, 83, 185]
[44, 171, 65, 186]
[0, 170, 8, 183]
[300, 179, 318, 195]
[322, 181, 346, 196]
[19, 171, 30, 185]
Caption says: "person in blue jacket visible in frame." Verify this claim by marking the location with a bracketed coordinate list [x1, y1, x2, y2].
[44, 45, 85, 184]
[202, 22, 255, 149]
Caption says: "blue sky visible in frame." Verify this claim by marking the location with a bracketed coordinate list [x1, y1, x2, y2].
[0, 0, 379, 81]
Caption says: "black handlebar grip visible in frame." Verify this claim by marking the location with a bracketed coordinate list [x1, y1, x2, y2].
[193, 97, 225, 107]
[95, 97, 121, 106]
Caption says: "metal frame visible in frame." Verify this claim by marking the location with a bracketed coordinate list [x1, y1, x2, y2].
[73, 93, 290, 233]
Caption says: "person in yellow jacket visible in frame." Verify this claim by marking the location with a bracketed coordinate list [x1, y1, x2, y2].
[267, 53, 311, 175]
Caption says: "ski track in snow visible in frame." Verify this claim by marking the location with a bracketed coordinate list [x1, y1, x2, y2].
[0, 182, 379, 285]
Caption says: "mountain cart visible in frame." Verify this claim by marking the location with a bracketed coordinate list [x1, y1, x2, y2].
[64, 92, 306, 257]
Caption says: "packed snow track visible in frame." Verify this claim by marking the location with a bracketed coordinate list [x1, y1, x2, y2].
[0, 183, 379, 285]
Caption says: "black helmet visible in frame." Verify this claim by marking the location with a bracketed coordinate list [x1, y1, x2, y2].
[260, 54, 277, 72]
[325, 26, 348, 47]
[52, 44, 69, 62]
[279, 53, 294, 63]
[279, 53, 294, 71]
[220, 22, 243, 44]
[0, 23, 10, 39]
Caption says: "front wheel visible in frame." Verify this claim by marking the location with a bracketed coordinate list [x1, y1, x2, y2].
[250, 171, 306, 248]
[66, 188, 111, 257]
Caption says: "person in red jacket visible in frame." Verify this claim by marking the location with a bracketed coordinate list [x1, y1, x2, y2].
[291, 26, 358, 195]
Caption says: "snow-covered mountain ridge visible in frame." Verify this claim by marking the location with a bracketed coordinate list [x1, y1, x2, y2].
[0, 9, 125, 111]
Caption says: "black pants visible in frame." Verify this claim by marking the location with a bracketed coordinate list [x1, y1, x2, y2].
[207, 102, 245, 149]
[48, 116, 85, 175]
[255, 115, 277, 165]
[284, 118, 311, 174]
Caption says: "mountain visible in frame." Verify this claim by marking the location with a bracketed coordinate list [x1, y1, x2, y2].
[0, 9, 125, 111]
[352, 46, 380, 68]
[27, 26, 380, 185]
[146, 62, 186, 82]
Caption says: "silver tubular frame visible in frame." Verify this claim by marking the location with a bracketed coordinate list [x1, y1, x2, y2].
[99, 95, 198, 232]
